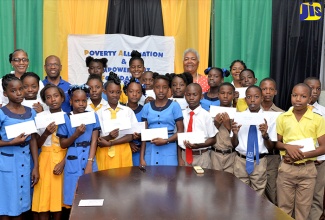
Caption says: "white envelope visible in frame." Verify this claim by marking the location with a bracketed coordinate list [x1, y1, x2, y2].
[70, 111, 96, 128]
[119, 122, 146, 135]
[78, 199, 104, 207]
[22, 99, 38, 108]
[34, 112, 65, 129]
[233, 112, 265, 125]
[102, 118, 132, 133]
[170, 98, 188, 110]
[145, 90, 156, 98]
[235, 87, 248, 98]
[5, 120, 37, 139]
[141, 127, 168, 141]
[263, 112, 282, 124]
[286, 137, 315, 152]
[178, 131, 205, 146]
[210, 106, 236, 118]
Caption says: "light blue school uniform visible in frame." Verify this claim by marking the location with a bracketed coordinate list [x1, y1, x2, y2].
[141, 100, 183, 166]
[57, 112, 100, 206]
[131, 105, 143, 166]
[0, 106, 36, 216]
[200, 92, 220, 111]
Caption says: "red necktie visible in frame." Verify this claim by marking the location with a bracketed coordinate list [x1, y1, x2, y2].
[186, 111, 194, 164]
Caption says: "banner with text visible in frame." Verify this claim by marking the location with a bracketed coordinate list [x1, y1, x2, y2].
[68, 34, 175, 84]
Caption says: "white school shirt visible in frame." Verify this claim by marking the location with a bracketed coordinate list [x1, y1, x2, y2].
[96, 102, 138, 139]
[234, 108, 277, 155]
[85, 98, 108, 112]
[312, 102, 325, 118]
[36, 110, 65, 147]
[179, 105, 218, 150]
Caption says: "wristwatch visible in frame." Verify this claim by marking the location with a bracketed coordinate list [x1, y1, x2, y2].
[262, 133, 270, 140]
[88, 158, 94, 162]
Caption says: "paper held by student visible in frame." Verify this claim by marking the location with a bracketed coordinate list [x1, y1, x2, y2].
[70, 111, 96, 128]
[178, 131, 205, 149]
[286, 137, 315, 152]
[5, 120, 37, 139]
[235, 87, 248, 98]
[233, 112, 265, 126]
[34, 112, 65, 129]
[141, 127, 168, 141]
[210, 106, 236, 118]
[119, 122, 145, 135]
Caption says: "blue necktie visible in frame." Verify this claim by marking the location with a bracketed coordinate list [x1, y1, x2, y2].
[246, 125, 259, 174]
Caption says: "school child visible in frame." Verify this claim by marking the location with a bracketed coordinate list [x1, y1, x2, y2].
[259, 78, 284, 205]
[200, 67, 230, 111]
[178, 83, 216, 168]
[210, 82, 237, 173]
[85, 74, 108, 112]
[231, 85, 276, 195]
[21, 72, 47, 113]
[85, 56, 108, 101]
[304, 77, 325, 220]
[236, 69, 257, 112]
[0, 74, 39, 218]
[96, 72, 138, 170]
[32, 84, 66, 220]
[123, 77, 146, 166]
[169, 72, 193, 110]
[56, 85, 100, 206]
[140, 74, 184, 166]
[276, 83, 325, 220]
[229, 60, 246, 88]
[139, 71, 158, 105]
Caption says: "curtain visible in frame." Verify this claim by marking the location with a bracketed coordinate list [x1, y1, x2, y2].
[161, 0, 211, 75]
[43, 0, 109, 80]
[0, 0, 14, 77]
[106, 0, 164, 37]
[212, 0, 272, 83]
[270, 0, 324, 110]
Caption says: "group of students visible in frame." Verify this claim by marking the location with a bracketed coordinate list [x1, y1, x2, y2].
[1, 48, 325, 220]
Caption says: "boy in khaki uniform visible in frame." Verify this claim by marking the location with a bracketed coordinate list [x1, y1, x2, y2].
[276, 83, 325, 220]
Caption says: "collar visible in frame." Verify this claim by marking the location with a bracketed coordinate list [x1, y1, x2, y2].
[44, 76, 66, 86]
[283, 107, 314, 120]
[87, 98, 107, 106]
[185, 105, 203, 115]
[312, 101, 320, 110]
[244, 107, 263, 113]
[104, 102, 125, 111]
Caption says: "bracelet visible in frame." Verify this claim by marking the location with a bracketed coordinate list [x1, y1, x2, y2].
[88, 158, 94, 162]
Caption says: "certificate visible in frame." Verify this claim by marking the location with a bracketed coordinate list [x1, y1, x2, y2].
[235, 87, 247, 98]
[141, 127, 168, 141]
[145, 90, 156, 98]
[5, 120, 37, 139]
[286, 137, 315, 152]
[263, 112, 282, 124]
[22, 100, 38, 108]
[171, 98, 188, 110]
[34, 112, 65, 129]
[233, 112, 265, 125]
[70, 111, 96, 128]
[118, 122, 145, 135]
[178, 131, 205, 147]
[102, 118, 132, 133]
[210, 106, 236, 118]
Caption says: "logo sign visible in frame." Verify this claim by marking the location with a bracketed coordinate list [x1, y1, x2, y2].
[300, 2, 322, 21]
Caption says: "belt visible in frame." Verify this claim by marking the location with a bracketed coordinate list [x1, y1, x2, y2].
[283, 160, 314, 166]
[315, 160, 325, 166]
[75, 141, 90, 147]
[268, 149, 280, 155]
[19, 141, 29, 147]
[236, 151, 267, 160]
[212, 148, 234, 155]
[182, 148, 209, 155]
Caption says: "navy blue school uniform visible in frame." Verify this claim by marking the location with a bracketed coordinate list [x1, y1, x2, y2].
[131, 105, 143, 166]
[57, 112, 100, 206]
[200, 92, 220, 111]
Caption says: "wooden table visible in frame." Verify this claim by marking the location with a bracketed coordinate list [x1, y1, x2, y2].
[70, 166, 292, 220]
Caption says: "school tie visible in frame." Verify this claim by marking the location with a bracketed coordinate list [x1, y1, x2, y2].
[186, 111, 195, 164]
[90, 103, 102, 112]
[107, 107, 120, 157]
[246, 125, 259, 174]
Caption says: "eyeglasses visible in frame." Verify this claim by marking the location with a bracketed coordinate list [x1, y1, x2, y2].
[12, 58, 29, 63]
[45, 63, 60, 67]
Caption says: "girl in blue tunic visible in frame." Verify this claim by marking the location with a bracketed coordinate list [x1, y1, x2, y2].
[140, 74, 184, 166]
[123, 77, 146, 166]
[0, 74, 39, 218]
[200, 67, 230, 111]
[57, 85, 100, 206]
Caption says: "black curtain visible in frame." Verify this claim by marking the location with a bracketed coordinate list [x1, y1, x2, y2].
[270, 0, 324, 110]
[106, 0, 164, 37]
